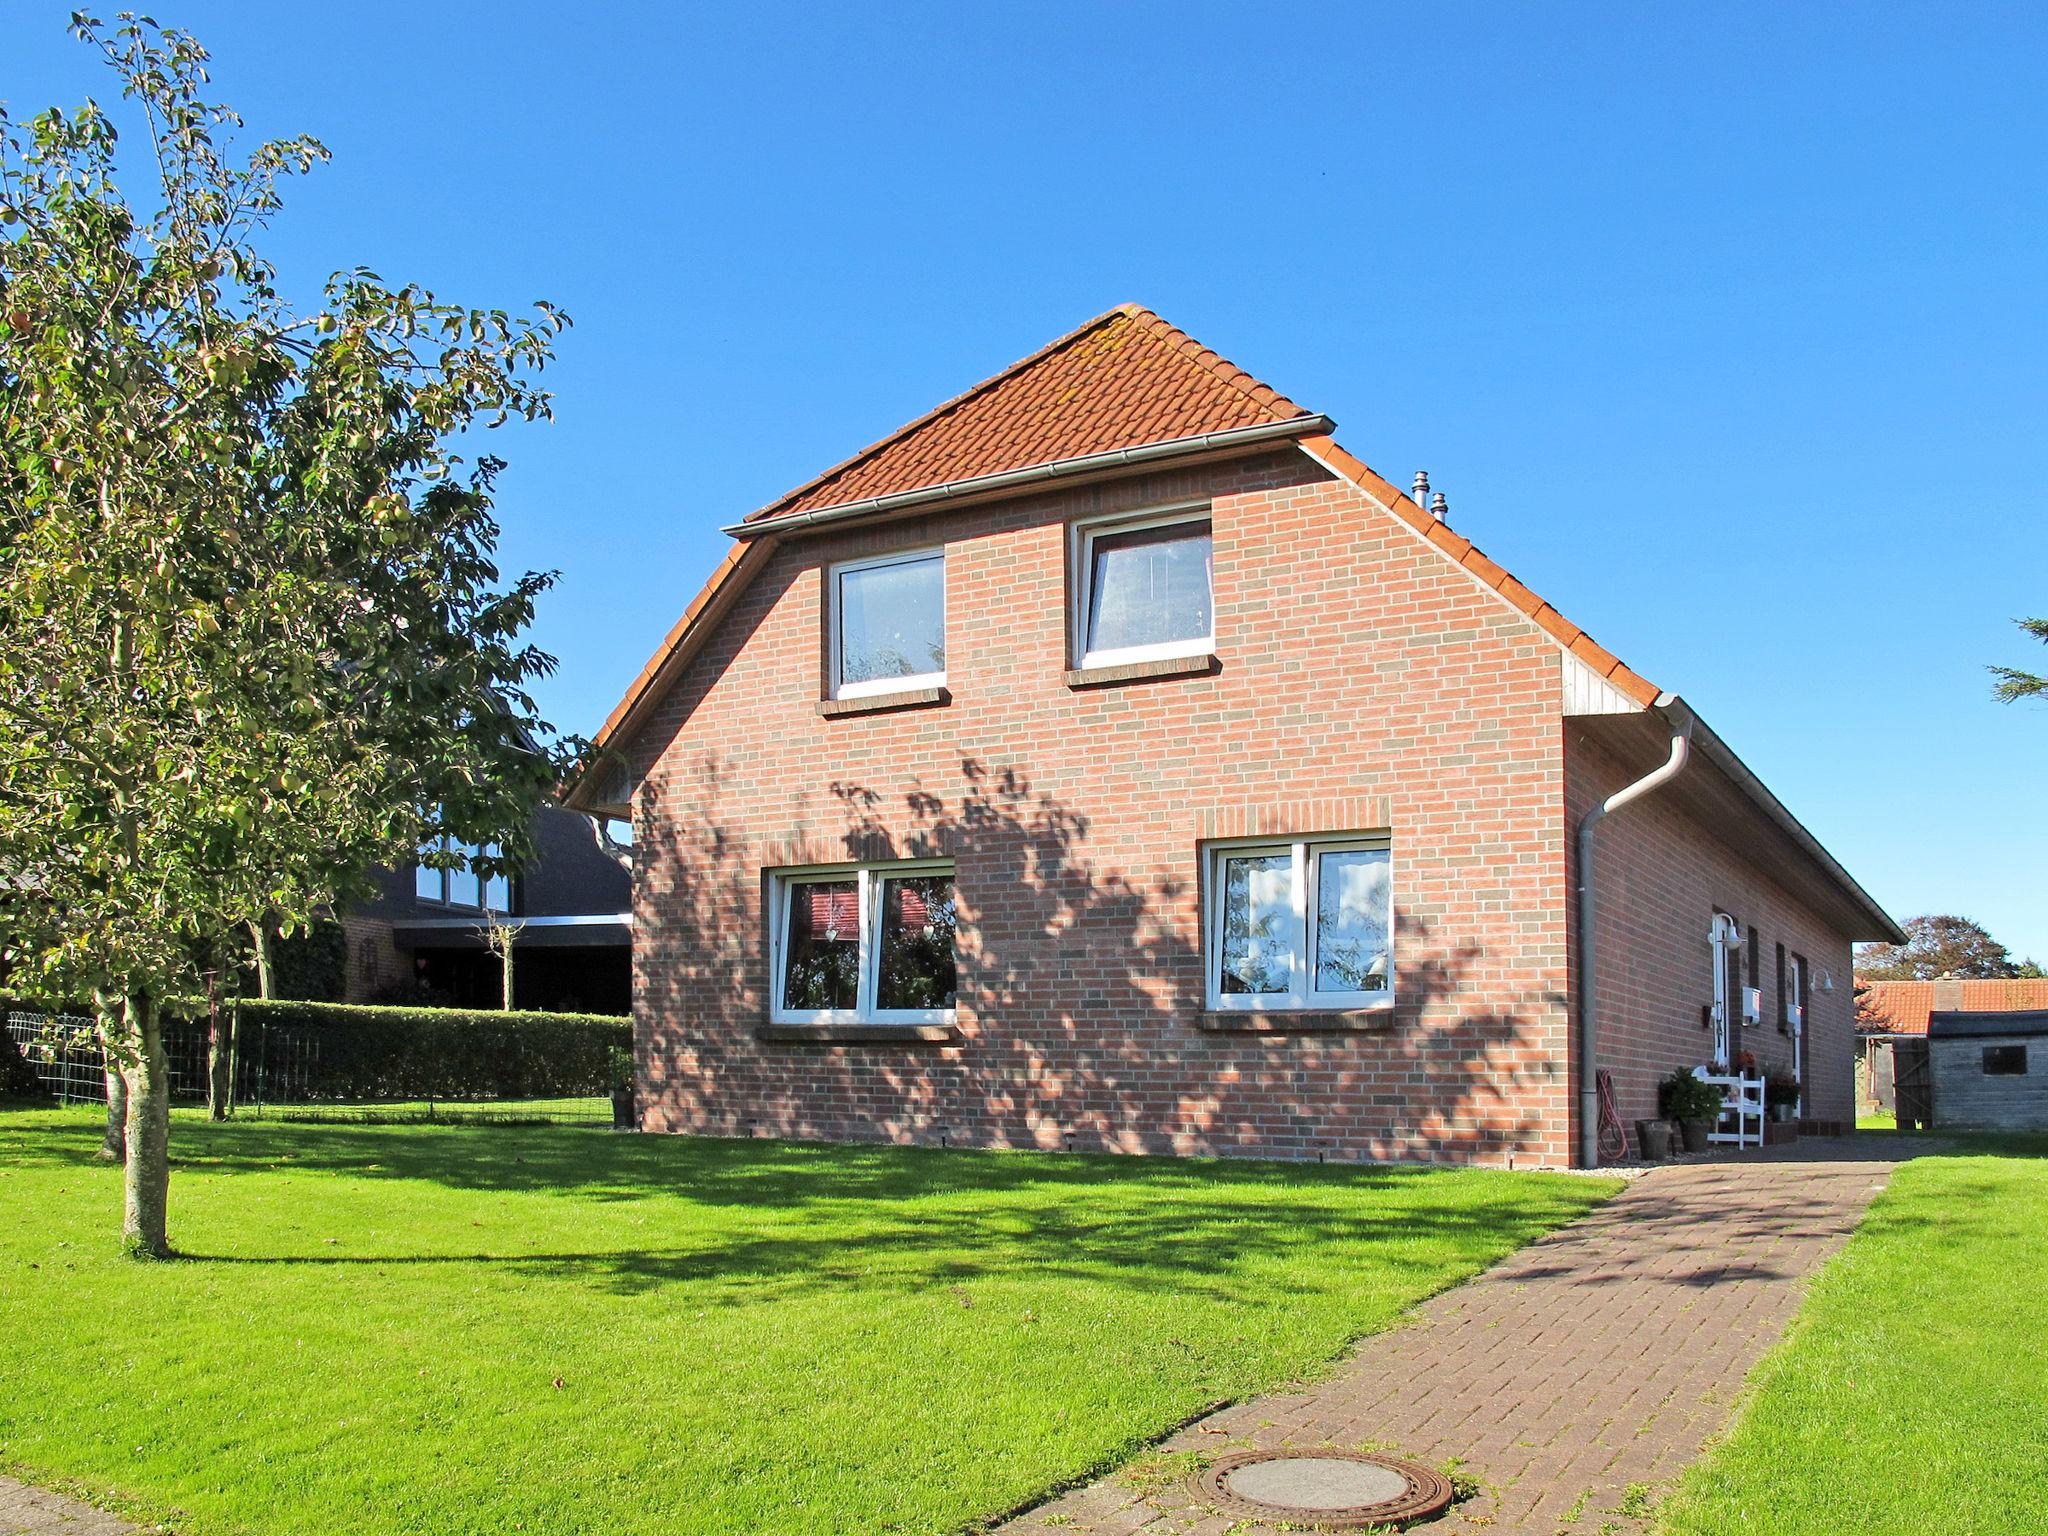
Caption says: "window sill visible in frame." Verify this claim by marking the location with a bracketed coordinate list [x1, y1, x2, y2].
[817, 686, 950, 718]
[1196, 1006, 1397, 1034]
[1063, 653, 1217, 690]
[757, 1021, 961, 1045]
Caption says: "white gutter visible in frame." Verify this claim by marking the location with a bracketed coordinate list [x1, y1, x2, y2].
[1575, 696, 1695, 1168]
[723, 414, 1336, 539]
[395, 913, 633, 931]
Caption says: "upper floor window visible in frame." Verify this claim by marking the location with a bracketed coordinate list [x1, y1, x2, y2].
[769, 860, 957, 1024]
[1072, 508, 1213, 668]
[1204, 835, 1392, 1011]
[415, 836, 511, 913]
[830, 549, 946, 698]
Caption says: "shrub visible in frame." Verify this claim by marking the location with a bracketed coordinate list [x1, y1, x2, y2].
[1765, 1076, 1802, 1109]
[270, 922, 349, 1002]
[1658, 1069, 1727, 1124]
[231, 1000, 631, 1103]
[1, 1029, 42, 1098]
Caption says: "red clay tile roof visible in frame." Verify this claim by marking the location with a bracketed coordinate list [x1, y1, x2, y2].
[745, 305, 1314, 523]
[1858, 978, 2048, 1035]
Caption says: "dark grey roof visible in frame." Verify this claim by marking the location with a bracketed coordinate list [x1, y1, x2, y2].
[1928, 1009, 2048, 1040]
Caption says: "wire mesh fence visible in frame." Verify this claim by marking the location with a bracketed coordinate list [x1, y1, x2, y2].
[4, 1006, 616, 1126]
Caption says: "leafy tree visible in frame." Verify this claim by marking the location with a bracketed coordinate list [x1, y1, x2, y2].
[1855, 914, 2038, 981]
[1991, 616, 2047, 703]
[0, 14, 568, 1255]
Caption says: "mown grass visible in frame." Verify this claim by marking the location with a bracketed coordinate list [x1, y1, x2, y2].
[1661, 1132, 2048, 1535]
[0, 1106, 1614, 1536]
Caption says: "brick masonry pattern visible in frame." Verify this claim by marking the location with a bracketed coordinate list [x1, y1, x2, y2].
[626, 445, 1866, 1165]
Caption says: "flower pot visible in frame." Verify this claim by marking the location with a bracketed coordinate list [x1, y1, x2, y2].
[1769, 1102, 1796, 1123]
[611, 1087, 637, 1130]
[1679, 1118, 1713, 1154]
[1635, 1119, 1675, 1160]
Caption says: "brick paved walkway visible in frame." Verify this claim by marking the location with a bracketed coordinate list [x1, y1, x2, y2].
[997, 1138, 1916, 1536]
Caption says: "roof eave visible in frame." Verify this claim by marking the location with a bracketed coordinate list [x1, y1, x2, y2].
[1650, 694, 1907, 944]
[723, 414, 1336, 541]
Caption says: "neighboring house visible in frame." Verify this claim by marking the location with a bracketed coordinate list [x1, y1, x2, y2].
[1857, 976, 2048, 1120]
[343, 804, 632, 1015]
[566, 304, 1900, 1167]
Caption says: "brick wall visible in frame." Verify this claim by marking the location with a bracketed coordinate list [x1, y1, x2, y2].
[339, 912, 407, 1003]
[1564, 728, 1859, 1135]
[626, 449, 1580, 1166]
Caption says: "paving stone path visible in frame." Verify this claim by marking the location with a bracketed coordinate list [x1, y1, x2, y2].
[996, 1138, 1915, 1536]
[2, 1138, 1914, 1536]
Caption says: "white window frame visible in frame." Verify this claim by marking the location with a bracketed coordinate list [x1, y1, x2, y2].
[1709, 912, 1741, 1067]
[415, 835, 510, 913]
[1070, 503, 1214, 669]
[1203, 835, 1394, 1011]
[1786, 950, 1806, 1113]
[768, 858, 957, 1025]
[828, 547, 947, 700]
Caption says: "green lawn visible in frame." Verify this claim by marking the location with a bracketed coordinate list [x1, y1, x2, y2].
[0, 1106, 1615, 1536]
[1661, 1132, 2048, 1535]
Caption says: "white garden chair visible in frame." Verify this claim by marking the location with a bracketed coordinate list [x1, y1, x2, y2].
[1694, 1068, 1764, 1149]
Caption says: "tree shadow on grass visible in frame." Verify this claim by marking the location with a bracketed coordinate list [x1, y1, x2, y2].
[165, 1182, 1602, 1303]
[3, 1112, 1606, 1302]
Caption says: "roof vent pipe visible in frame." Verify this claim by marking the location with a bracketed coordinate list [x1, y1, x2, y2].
[1429, 491, 1449, 524]
[1412, 470, 1430, 511]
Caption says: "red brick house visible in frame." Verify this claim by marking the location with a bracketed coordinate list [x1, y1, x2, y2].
[567, 305, 1901, 1167]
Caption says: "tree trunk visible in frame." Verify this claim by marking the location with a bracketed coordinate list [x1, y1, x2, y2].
[501, 932, 517, 1012]
[251, 920, 275, 1000]
[100, 1061, 128, 1162]
[207, 991, 234, 1120]
[121, 994, 172, 1259]
[95, 993, 127, 1163]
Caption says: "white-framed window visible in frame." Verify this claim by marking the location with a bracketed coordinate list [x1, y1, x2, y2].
[415, 836, 511, 913]
[829, 548, 947, 698]
[768, 860, 958, 1024]
[1204, 835, 1393, 1010]
[1071, 506, 1214, 668]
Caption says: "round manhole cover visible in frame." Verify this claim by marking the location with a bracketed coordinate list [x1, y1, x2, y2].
[1193, 1450, 1455, 1529]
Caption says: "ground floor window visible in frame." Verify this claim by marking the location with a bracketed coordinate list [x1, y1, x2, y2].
[769, 860, 957, 1024]
[1203, 835, 1393, 1010]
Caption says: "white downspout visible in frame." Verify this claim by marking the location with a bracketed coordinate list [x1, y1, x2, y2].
[1575, 709, 1695, 1167]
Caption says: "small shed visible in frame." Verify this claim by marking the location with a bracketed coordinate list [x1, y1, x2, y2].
[1925, 1009, 2048, 1131]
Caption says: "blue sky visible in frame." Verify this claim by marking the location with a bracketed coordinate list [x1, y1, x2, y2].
[7, 3, 2044, 955]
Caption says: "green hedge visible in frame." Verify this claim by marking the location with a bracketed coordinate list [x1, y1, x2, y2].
[232, 1001, 631, 1103]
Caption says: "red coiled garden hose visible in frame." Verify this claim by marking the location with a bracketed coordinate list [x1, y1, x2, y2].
[1595, 1068, 1628, 1163]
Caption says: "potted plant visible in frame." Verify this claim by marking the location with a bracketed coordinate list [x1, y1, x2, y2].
[1733, 1048, 1761, 1079]
[1765, 1077, 1801, 1123]
[1659, 1069, 1725, 1153]
[608, 1044, 637, 1130]
[1634, 1117, 1676, 1161]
